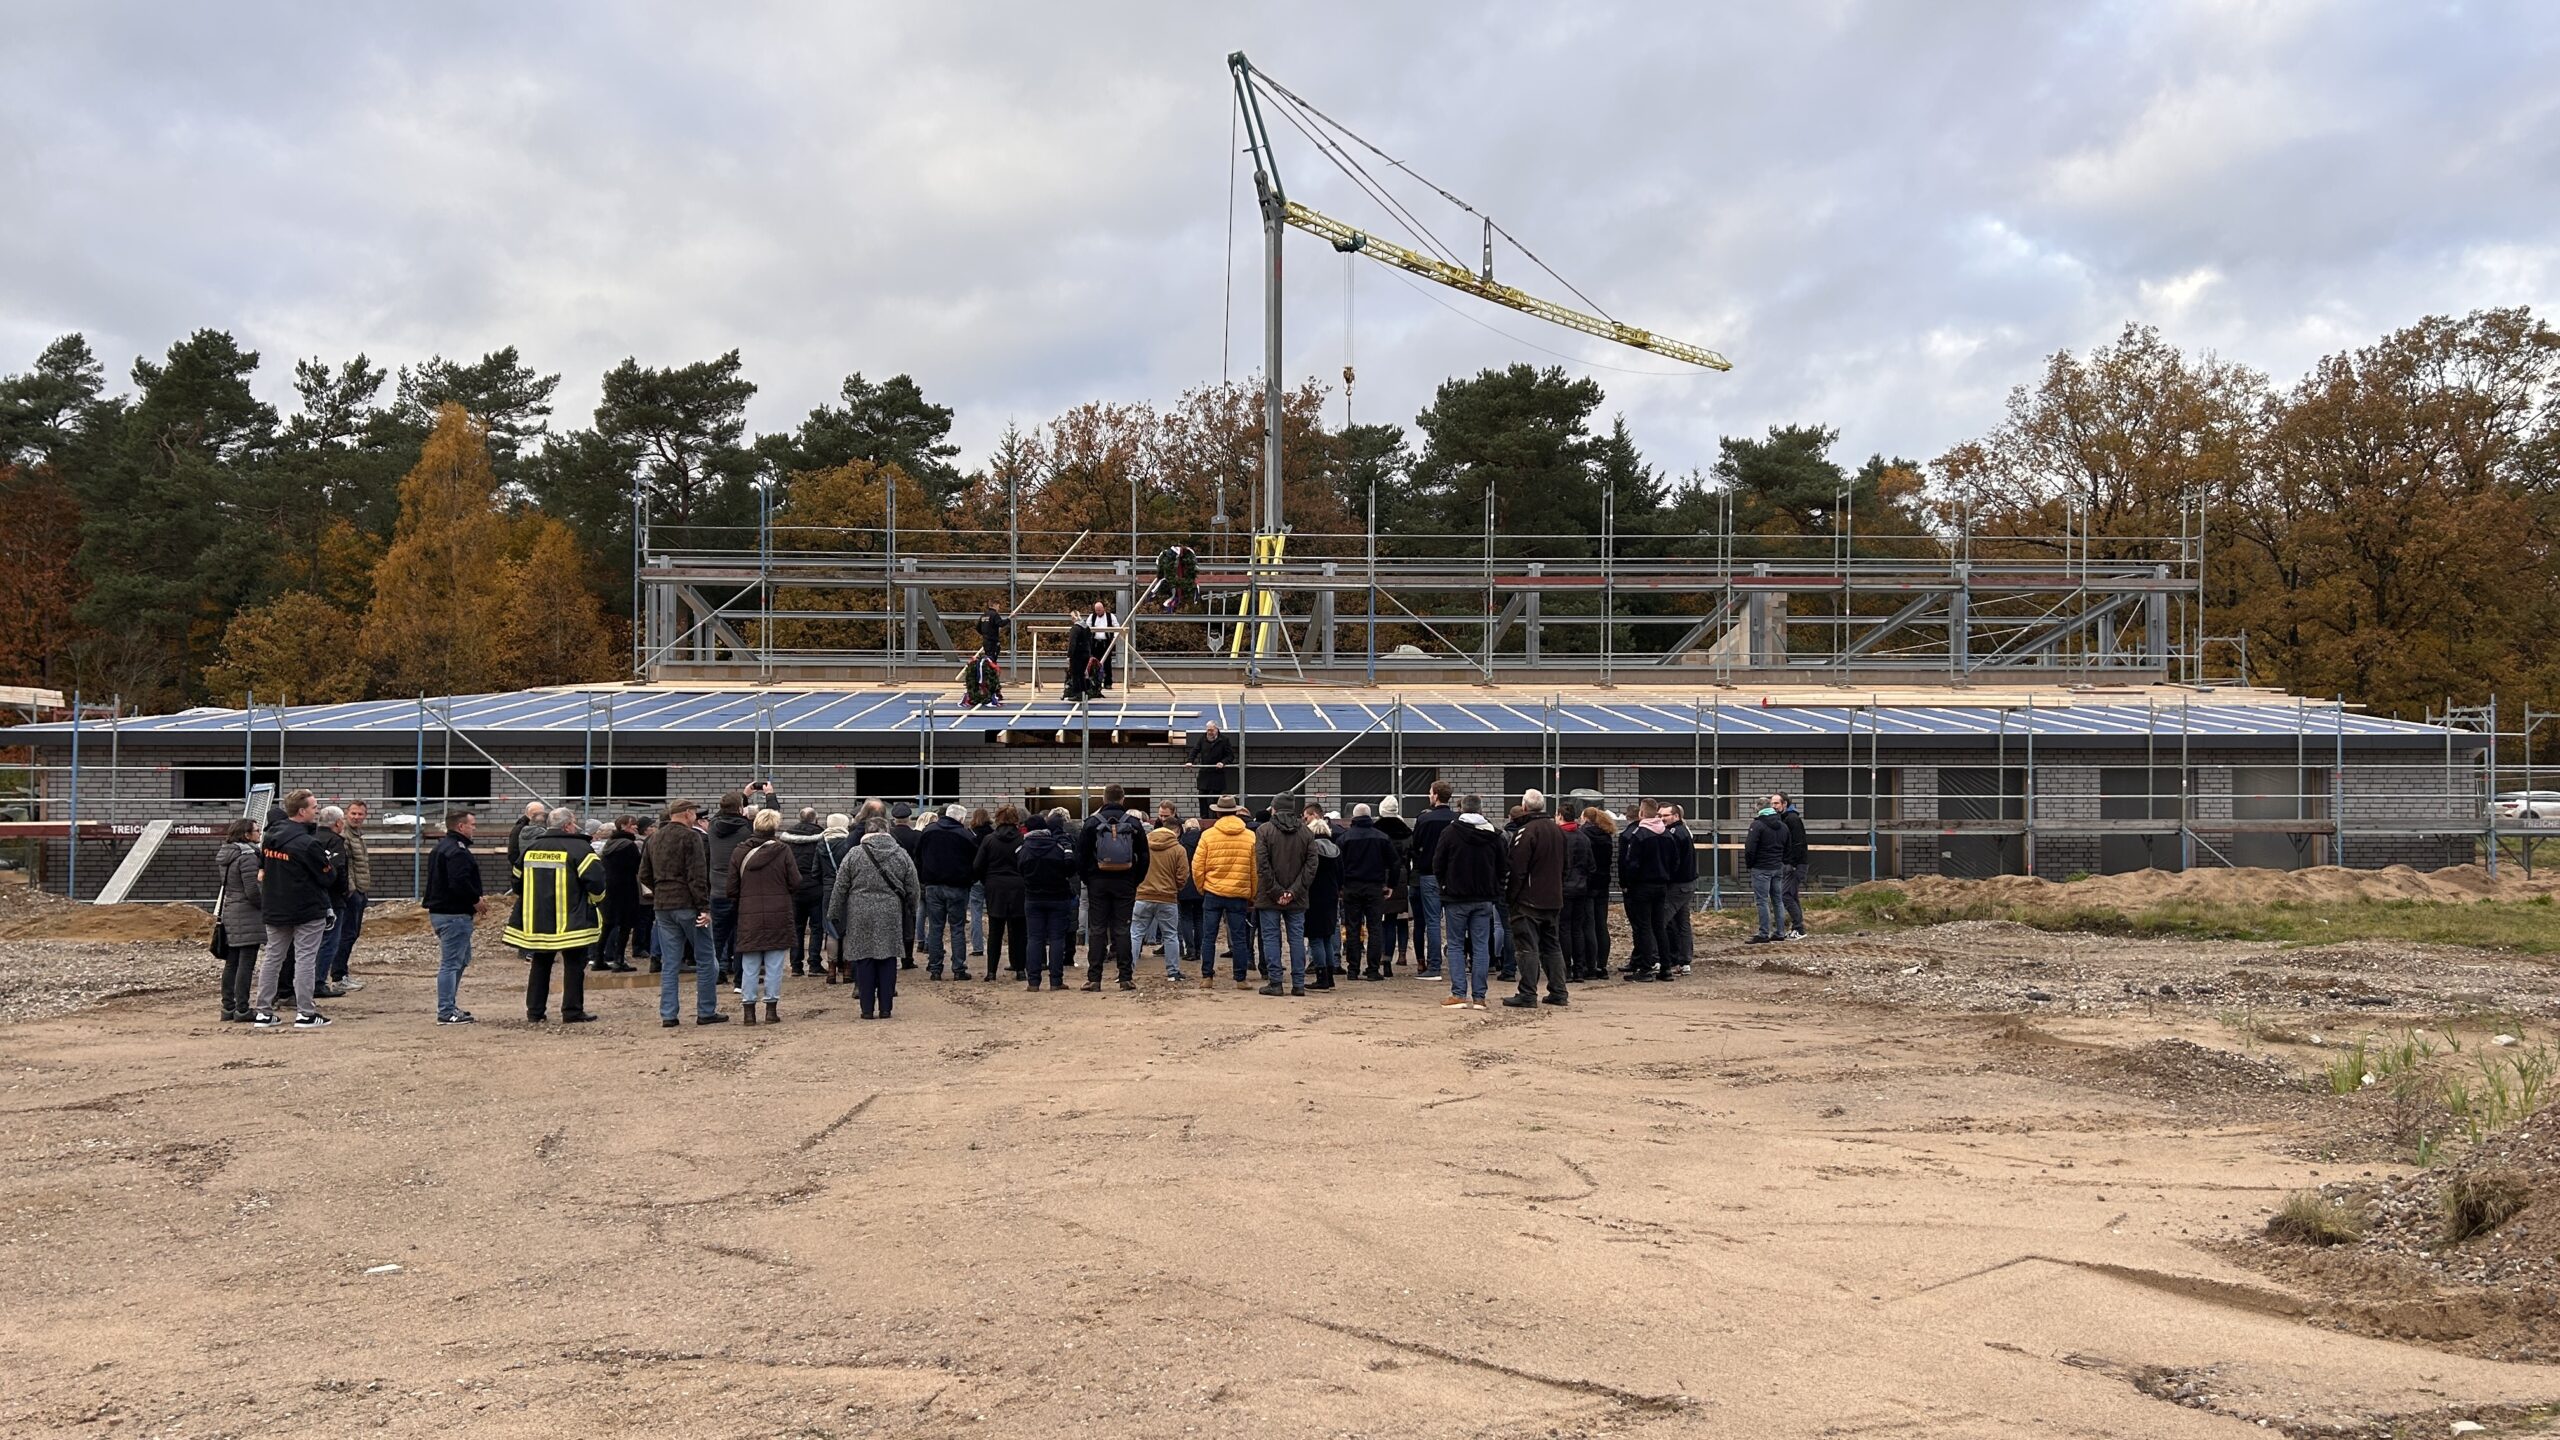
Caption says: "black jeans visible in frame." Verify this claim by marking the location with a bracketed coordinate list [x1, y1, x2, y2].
[986, 913, 1026, 977]
[1623, 885, 1663, 972]
[1512, 904, 1567, 999]
[222, 943, 258, 1013]
[1084, 885, 1136, 984]
[1560, 894, 1594, 975]
[790, 888, 822, 972]
[1587, 889, 1613, 973]
[852, 956, 898, 1017]
[1178, 893, 1204, 969]
[1340, 883, 1387, 974]
[525, 945, 587, 1019]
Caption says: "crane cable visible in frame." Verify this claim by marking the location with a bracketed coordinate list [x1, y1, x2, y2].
[1254, 80, 1465, 272]
[1222, 102, 1238, 385]
[1247, 67, 1620, 324]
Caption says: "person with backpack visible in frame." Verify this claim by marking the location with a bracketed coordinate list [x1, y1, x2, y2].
[1075, 784, 1151, 991]
[914, 803, 979, 979]
[1016, 813, 1079, 991]
[828, 817, 922, 1019]
[974, 806, 1028, 982]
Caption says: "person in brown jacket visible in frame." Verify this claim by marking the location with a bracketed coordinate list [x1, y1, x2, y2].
[726, 809, 798, 1024]
[1131, 820, 1193, 980]
[639, 799, 726, 1027]
[1503, 788, 1571, 1010]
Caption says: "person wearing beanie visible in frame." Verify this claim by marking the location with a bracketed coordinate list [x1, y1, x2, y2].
[1334, 802, 1404, 982]
[1373, 795, 1414, 974]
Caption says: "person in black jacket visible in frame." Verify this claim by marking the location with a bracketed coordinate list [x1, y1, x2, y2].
[915, 804, 979, 979]
[1558, 813, 1597, 982]
[1334, 804, 1403, 981]
[1409, 782, 1457, 979]
[977, 606, 1006, 661]
[776, 807, 829, 977]
[425, 810, 485, 1023]
[1185, 722, 1235, 817]
[1579, 807, 1617, 981]
[1742, 796, 1792, 944]
[1016, 816, 1078, 990]
[1432, 796, 1509, 1008]
[593, 819, 644, 975]
[251, 789, 340, 1028]
[974, 807, 1028, 981]
[1777, 794, 1810, 939]
[1619, 800, 1674, 981]
[1663, 805, 1700, 974]
[1075, 785, 1151, 991]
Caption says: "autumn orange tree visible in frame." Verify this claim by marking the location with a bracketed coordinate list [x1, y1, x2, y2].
[0, 464, 87, 689]
[203, 591, 369, 705]
[2220, 308, 2560, 716]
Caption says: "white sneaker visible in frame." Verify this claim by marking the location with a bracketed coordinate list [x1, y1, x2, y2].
[1785, 929, 1805, 941]
[340, 978, 366, 992]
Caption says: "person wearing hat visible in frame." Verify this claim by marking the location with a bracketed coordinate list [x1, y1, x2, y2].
[888, 800, 924, 966]
[1374, 795, 1414, 974]
[1191, 795, 1258, 987]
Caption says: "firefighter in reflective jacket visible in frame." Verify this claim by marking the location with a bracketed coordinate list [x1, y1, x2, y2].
[506, 809, 609, 1023]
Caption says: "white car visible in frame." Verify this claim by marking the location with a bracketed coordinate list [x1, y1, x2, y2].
[2492, 791, 2560, 821]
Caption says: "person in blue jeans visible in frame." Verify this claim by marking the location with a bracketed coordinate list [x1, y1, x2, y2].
[1251, 797, 1318, 996]
[1430, 794, 1509, 1009]
[638, 799, 728, 1026]
[1442, 899, 1496, 1008]
[1409, 783, 1458, 978]
[422, 810, 484, 1023]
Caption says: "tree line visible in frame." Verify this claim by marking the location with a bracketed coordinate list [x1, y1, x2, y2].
[0, 306, 2551, 718]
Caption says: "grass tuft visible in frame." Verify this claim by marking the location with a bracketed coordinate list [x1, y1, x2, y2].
[2266, 1190, 2365, 1246]
[2440, 1170, 2532, 1244]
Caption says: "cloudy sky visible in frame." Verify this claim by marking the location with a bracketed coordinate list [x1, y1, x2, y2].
[4, 1, 2554, 477]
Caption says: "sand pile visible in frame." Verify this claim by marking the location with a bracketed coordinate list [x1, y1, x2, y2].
[0, 884, 215, 942]
[1853, 864, 2560, 910]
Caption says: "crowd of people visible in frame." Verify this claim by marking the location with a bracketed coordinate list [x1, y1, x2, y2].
[209, 776, 1823, 1029]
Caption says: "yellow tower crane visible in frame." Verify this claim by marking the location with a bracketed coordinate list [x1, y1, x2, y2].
[1224, 51, 1730, 669]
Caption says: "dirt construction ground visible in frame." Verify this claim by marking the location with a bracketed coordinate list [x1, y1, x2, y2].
[3, 888, 2558, 1438]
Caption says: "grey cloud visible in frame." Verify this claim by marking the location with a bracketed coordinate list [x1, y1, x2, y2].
[2, 0, 2553, 478]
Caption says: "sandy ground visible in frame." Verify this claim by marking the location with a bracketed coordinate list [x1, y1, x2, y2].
[3, 911, 2558, 1439]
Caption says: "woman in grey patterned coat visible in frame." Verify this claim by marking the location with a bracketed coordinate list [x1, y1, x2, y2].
[827, 817, 922, 1019]
[214, 817, 263, 1023]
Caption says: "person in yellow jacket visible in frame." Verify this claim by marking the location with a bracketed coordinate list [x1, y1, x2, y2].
[508, 806, 607, 1024]
[1189, 795, 1258, 987]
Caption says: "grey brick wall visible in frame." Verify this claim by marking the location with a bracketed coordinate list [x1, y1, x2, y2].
[24, 731, 2484, 899]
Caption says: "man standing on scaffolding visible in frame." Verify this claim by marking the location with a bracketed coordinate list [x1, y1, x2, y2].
[1063, 608, 1097, 702]
[1089, 598, 1120, 693]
